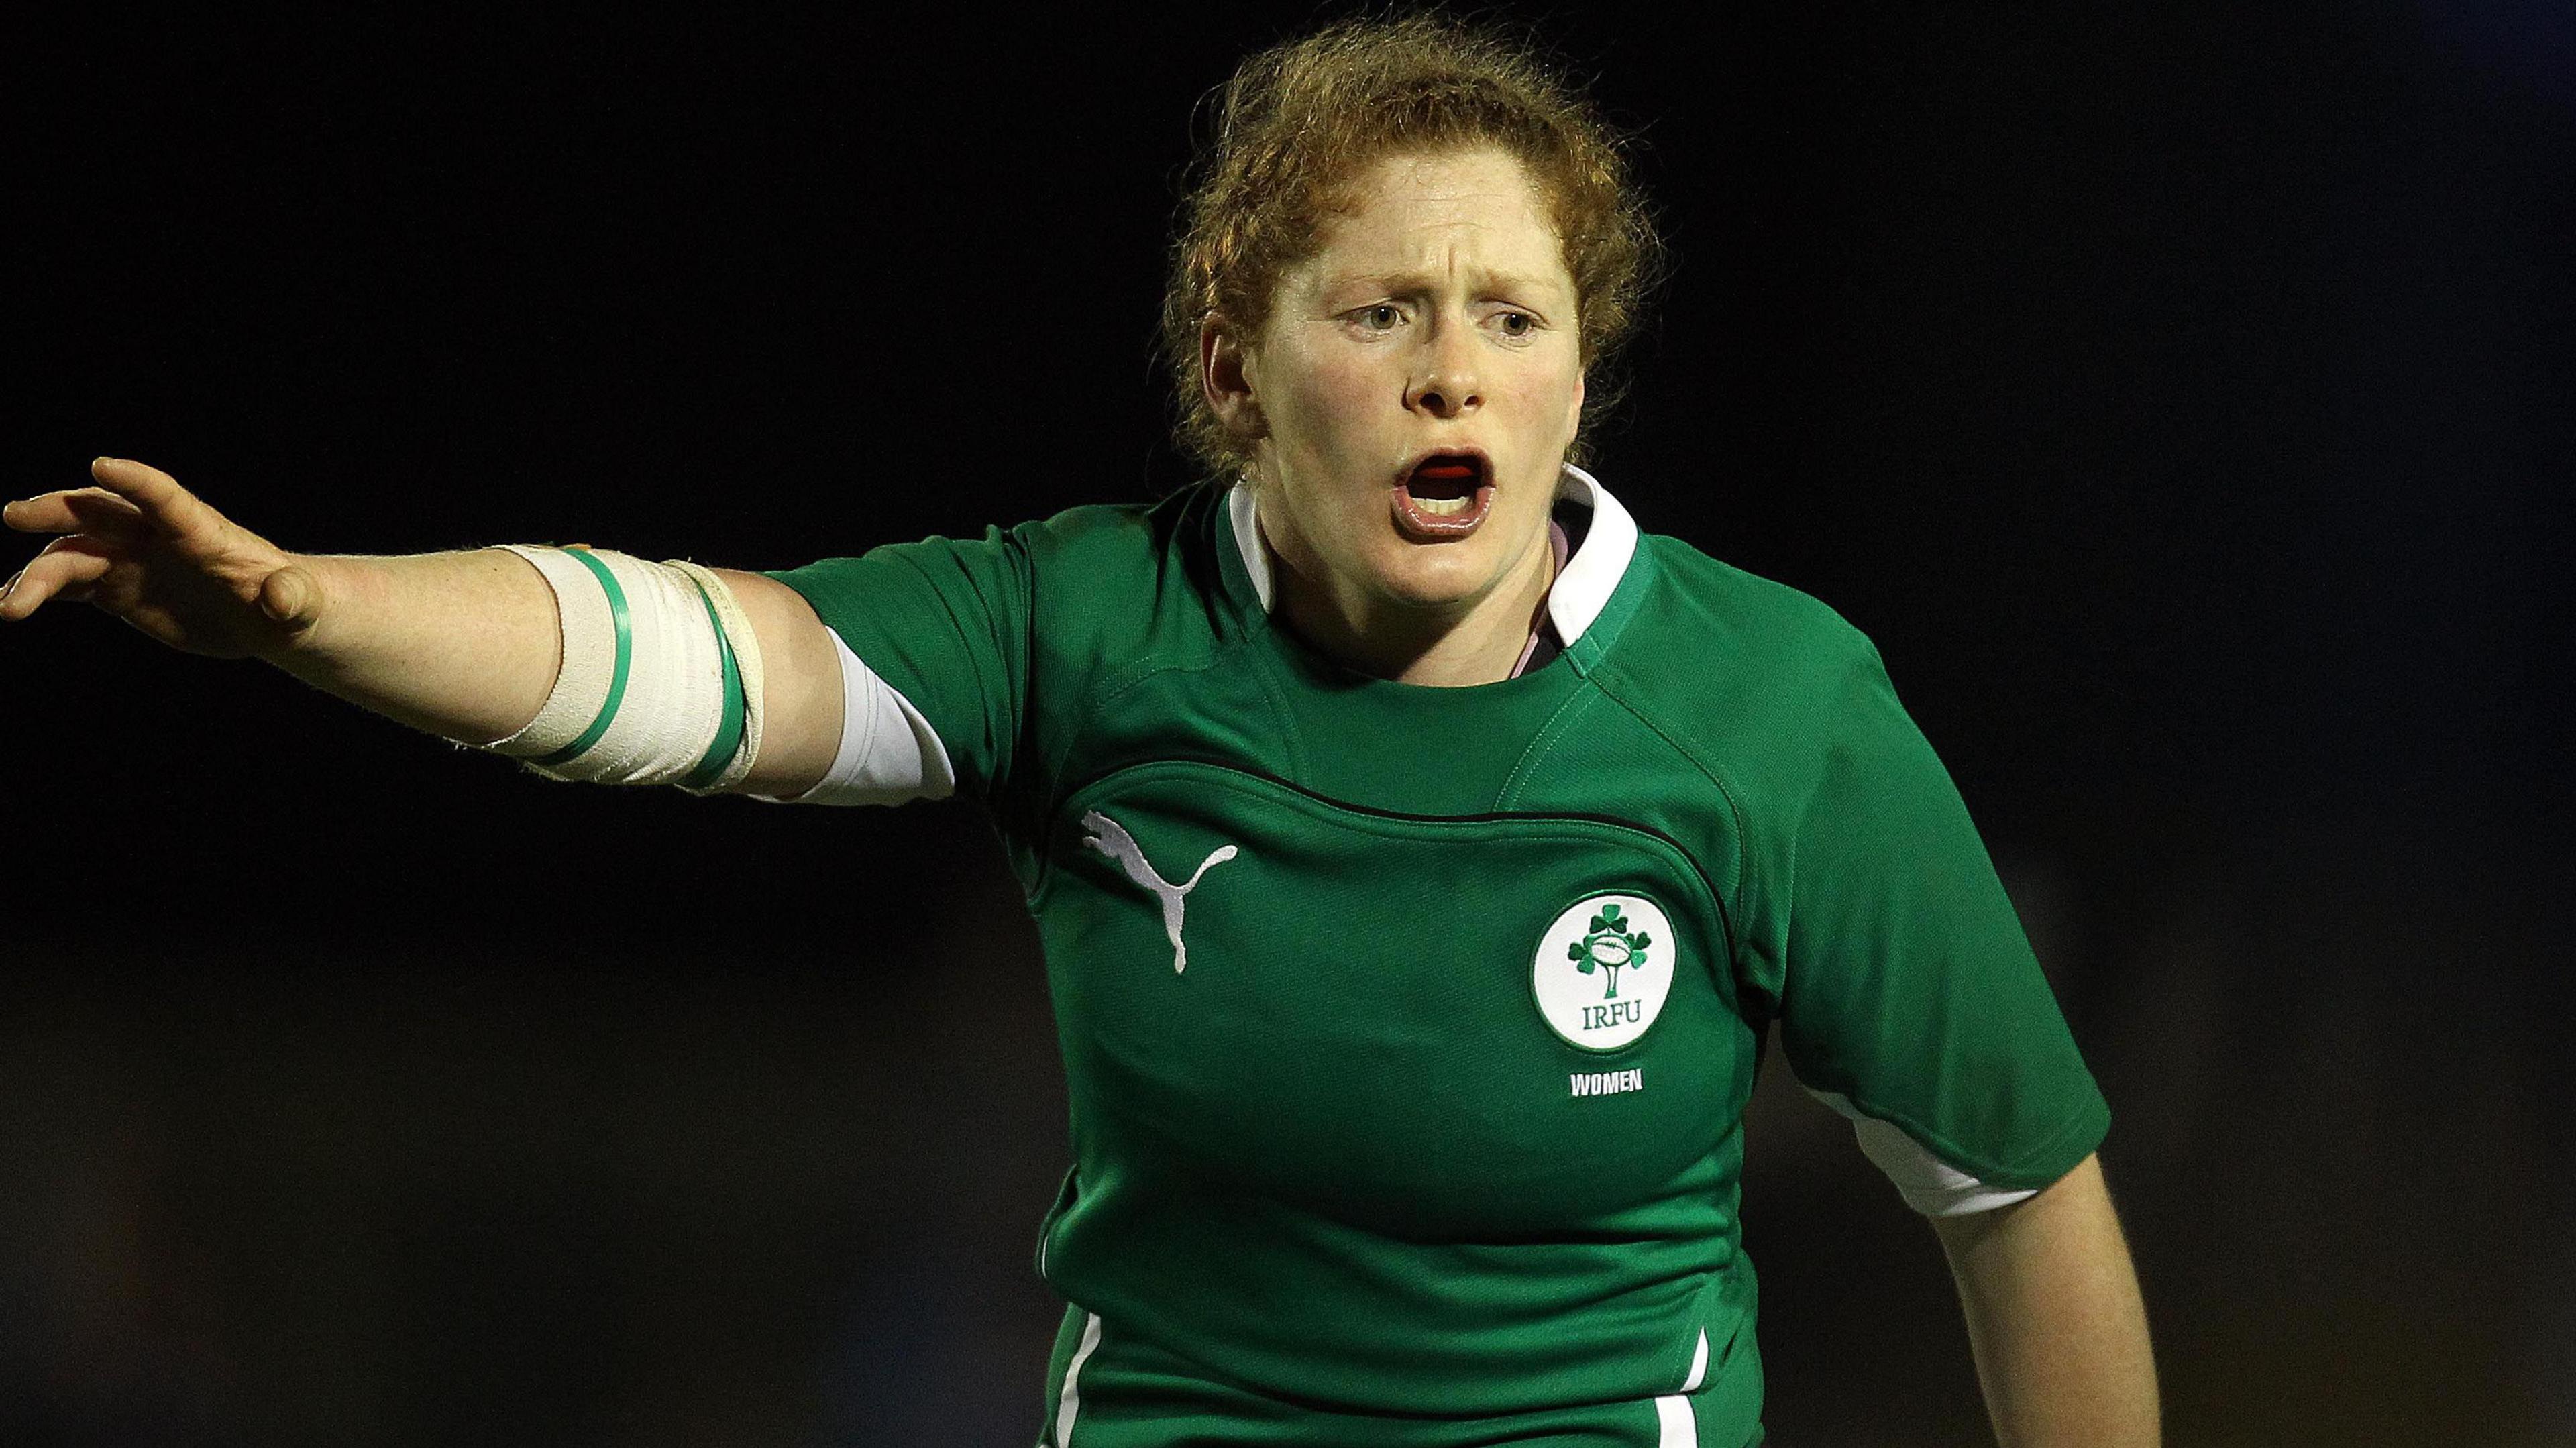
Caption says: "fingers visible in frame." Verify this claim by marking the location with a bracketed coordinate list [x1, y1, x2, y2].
[0, 535, 116, 621]
[2, 489, 146, 620]
[3, 487, 147, 536]
[85, 457, 214, 536]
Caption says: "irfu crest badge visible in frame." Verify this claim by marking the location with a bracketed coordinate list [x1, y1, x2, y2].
[1532, 893, 1677, 1051]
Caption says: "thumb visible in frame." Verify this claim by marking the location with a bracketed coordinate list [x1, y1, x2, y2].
[257, 563, 323, 631]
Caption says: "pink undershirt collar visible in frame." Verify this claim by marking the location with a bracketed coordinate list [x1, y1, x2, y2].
[1507, 519, 1573, 679]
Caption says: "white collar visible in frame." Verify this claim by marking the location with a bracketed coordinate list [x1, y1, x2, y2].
[1225, 463, 1640, 647]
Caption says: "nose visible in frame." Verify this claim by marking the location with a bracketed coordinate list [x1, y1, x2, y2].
[1405, 317, 1483, 419]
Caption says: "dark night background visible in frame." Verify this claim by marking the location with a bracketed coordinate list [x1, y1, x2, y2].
[6, 4, 2568, 1445]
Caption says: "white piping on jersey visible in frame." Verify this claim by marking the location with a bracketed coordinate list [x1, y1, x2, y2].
[1080, 811, 1238, 974]
[1654, 1393, 1697, 1447]
[756, 629, 958, 806]
[1053, 1311, 1104, 1447]
[1226, 463, 1642, 647]
[1805, 1087, 2041, 1216]
[1649, 1325, 1711, 1447]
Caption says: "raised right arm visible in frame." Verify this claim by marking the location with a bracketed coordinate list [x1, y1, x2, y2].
[2, 457, 841, 799]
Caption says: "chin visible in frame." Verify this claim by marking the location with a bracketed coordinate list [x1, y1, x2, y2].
[1365, 539, 1508, 610]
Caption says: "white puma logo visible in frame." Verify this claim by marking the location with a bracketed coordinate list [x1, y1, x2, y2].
[1080, 810, 1238, 974]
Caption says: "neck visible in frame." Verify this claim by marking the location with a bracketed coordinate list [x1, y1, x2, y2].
[1263, 520, 1558, 687]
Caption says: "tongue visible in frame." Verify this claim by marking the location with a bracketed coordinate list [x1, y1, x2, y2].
[1417, 462, 1476, 480]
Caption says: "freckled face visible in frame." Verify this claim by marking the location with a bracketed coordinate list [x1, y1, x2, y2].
[1243, 148, 1585, 624]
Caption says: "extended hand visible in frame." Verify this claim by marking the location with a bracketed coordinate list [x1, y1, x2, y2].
[1, 457, 329, 659]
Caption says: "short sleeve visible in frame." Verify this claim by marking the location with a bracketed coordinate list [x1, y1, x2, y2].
[762, 527, 1032, 804]
[1772, 643, 2109, 1199]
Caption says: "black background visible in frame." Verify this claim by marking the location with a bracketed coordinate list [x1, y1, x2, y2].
[7, 3, 2569, 1445]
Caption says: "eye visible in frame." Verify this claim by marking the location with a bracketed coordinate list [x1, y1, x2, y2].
[1494, 311, 1536, 338]
[1353, 304, 1403, 331]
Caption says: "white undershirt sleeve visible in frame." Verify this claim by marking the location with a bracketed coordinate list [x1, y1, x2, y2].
[1804, 1087, 2041, 1216]
[755, 630, 958, 806]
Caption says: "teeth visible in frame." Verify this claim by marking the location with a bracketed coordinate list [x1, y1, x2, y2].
[1413, 494, 1474, 516]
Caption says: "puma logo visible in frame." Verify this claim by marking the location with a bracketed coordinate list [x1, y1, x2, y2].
[1080, 810, 1238, 974]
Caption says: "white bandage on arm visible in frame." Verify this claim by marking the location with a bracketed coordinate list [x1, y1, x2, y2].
[757, 629, 956, 806]
[1805, 1087, 2041, 1216]
[484, 545, 766, 791]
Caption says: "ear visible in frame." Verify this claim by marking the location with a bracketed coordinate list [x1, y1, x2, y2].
[1201, 315, 1265, 440]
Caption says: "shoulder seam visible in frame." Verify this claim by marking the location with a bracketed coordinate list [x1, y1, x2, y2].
[1585, 672, 1756, 993]
[1495, 686, 1595, 810]
[1015, 492, 1220, 895]
[1026, 626, 1281, 904]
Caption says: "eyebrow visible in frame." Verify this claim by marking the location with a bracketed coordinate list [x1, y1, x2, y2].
[1317, 269, 1567, 298]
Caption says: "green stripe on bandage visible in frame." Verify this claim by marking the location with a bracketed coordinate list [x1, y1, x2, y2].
[679, 572, 748, 789]
[533, 546, 632, 767]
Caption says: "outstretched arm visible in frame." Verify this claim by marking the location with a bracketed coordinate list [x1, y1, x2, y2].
[3, 457, 841, 797]
[1931, 1152, 2159, 1448]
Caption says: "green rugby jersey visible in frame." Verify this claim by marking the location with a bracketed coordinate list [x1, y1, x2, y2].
[765, 471, 2108, 1447]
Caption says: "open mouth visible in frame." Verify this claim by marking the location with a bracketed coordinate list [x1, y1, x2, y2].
[1391, 452, 1493, 541]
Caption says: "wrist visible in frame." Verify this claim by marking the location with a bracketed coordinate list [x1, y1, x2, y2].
[252, 552, 356, 669]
